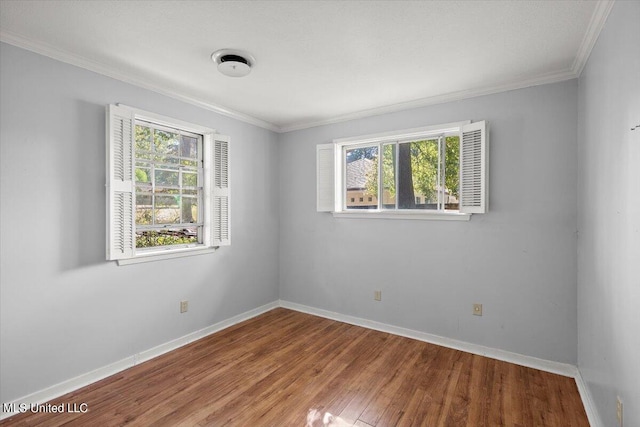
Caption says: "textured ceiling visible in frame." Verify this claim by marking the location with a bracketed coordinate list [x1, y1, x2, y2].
[0, 1, 610, 132]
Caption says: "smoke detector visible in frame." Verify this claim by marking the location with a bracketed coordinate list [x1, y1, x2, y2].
[211, 49, 255, 77]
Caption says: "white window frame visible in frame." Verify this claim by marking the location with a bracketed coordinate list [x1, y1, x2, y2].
[317, 120, 488, 220]
[106, 104, 230, 265]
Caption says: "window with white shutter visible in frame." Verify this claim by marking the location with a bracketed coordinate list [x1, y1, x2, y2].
[318, 120, 488, 220]
[212, 135, 230, 246]
[459, 121, 488, 214]
[317, 143, 335, 212]
[106, 104, 230, 264]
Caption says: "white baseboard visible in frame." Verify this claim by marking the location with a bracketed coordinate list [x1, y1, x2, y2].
[0, 300, 279, 421]
[280, 300, 607, 426]
[2, 299, 601, 426]
[574, 369, 603, 427]
[280, 300, 578, 377]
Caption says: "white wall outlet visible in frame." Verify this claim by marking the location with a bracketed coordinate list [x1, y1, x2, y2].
[180, 300, 188, 313]
[473, 303, 483, 316]
[374, 291, 382, 301]
[616, 396, 623, 426]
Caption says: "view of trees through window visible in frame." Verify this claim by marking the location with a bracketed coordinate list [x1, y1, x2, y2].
[345, 136, 460, 210]
[134, 122, 203, 248]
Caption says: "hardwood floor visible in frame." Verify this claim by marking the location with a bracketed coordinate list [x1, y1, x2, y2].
[1, 308, 589, 426]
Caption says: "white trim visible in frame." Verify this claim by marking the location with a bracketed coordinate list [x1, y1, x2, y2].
[279, 300, 578, 377]
[575, 369, 603, 427]
[333, 121, 471, 145]
[572, 0, 615, 77]
[332, 211, 471, 221]
[126, 104, 216, 136]
[279, 70, 577, 133]
[117, 247, 218, 266]
[317, 143, 336, 212]
[1, 300, 598, 423]
[0, 0, 613, 136]
[0, 30, 279, 133]
[0, 356, 134, 420]
[0, 301, 279, 421]
[332, 121, 474, 218]
[134, 301, 277, 365]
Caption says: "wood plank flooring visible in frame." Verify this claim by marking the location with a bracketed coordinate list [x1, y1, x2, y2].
[0, 308, 589, 426]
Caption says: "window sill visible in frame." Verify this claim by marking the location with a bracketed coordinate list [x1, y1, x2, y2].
[117, 246, 219, 266]
[332, 210, 471, 221]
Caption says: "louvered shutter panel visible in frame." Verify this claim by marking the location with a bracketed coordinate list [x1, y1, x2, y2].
[212, 134, 230, 246]
[459, 121, 488, 214]
[317, 143, 335, 212]
[106, 104, 136, 260]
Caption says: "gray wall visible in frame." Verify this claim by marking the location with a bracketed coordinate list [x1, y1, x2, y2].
[7, 9, 636, 415]
[577, 1, 640, 426]
[0, 43, 280, 403]
[279, 80, 579, 364]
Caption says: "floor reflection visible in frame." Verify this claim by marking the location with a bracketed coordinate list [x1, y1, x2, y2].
[306, 408, 352, 426]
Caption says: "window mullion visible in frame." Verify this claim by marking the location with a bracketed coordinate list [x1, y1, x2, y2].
[179, 167, 184, 225]
[395, 141, 399, 210]
[377, 143, 383, 209]
[438, 136, 443, 211]
[151, 128, 156, 227]
[342, 147, 347, 210]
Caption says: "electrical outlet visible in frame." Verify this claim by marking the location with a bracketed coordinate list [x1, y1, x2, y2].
[616, 396, 623, 426]
[180, 300, 188, 313]
[374, 291, 382, 301]
[473, 303, 483, 316]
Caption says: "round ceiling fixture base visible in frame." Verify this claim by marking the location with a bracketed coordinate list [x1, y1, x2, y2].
[211, 49, 255, 78]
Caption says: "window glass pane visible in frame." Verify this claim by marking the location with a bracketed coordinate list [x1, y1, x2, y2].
[182, 196, 198, 223]
[345, 146, 378, 209]
[444, 136, 460, 210]
[154, 187, 179, 195]
[181, 136, 198, 159]
[154, 130, 180, 157]
[135, 125, 152, 153]
[135, 192, 152, 225]
[398, 139, 439, 209]
[182, 172, 198, 187]
[181, 159, 198, 167]
[136, 228, 199, 248]
[160, 157, 181, 166]
[135, 163, 151, 183]
[155, 195, 180, 224]
[155, 169, 179, 187]
[382, 144, 396, 208]
[133, 120, 204, 249]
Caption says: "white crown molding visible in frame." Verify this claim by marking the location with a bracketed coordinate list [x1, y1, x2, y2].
[572, 0, 615, 76]
[1, 0, 613, 135]
[278, 69, 578, 133]
[0, 30, 280, 133]
[0, 301, 279, 421]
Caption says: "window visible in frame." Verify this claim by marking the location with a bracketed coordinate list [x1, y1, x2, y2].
[317, 121, 488, 219]
[106, 104, 230, 264]
[134, 121, 202, 248]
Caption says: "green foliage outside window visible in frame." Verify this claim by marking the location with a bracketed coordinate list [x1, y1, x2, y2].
[364, 136, 459, 204]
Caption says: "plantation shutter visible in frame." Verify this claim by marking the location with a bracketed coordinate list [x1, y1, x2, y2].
[317, 143, 335, 212]
[212, 134, 230, 246]
[459, 121, 488, 214]
[106, 104, 136, 260]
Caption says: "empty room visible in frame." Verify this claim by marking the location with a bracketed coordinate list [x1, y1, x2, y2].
[0, 1, 638, 426]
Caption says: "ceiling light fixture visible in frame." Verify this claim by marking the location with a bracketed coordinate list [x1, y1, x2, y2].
[211, 49, 255, 78]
